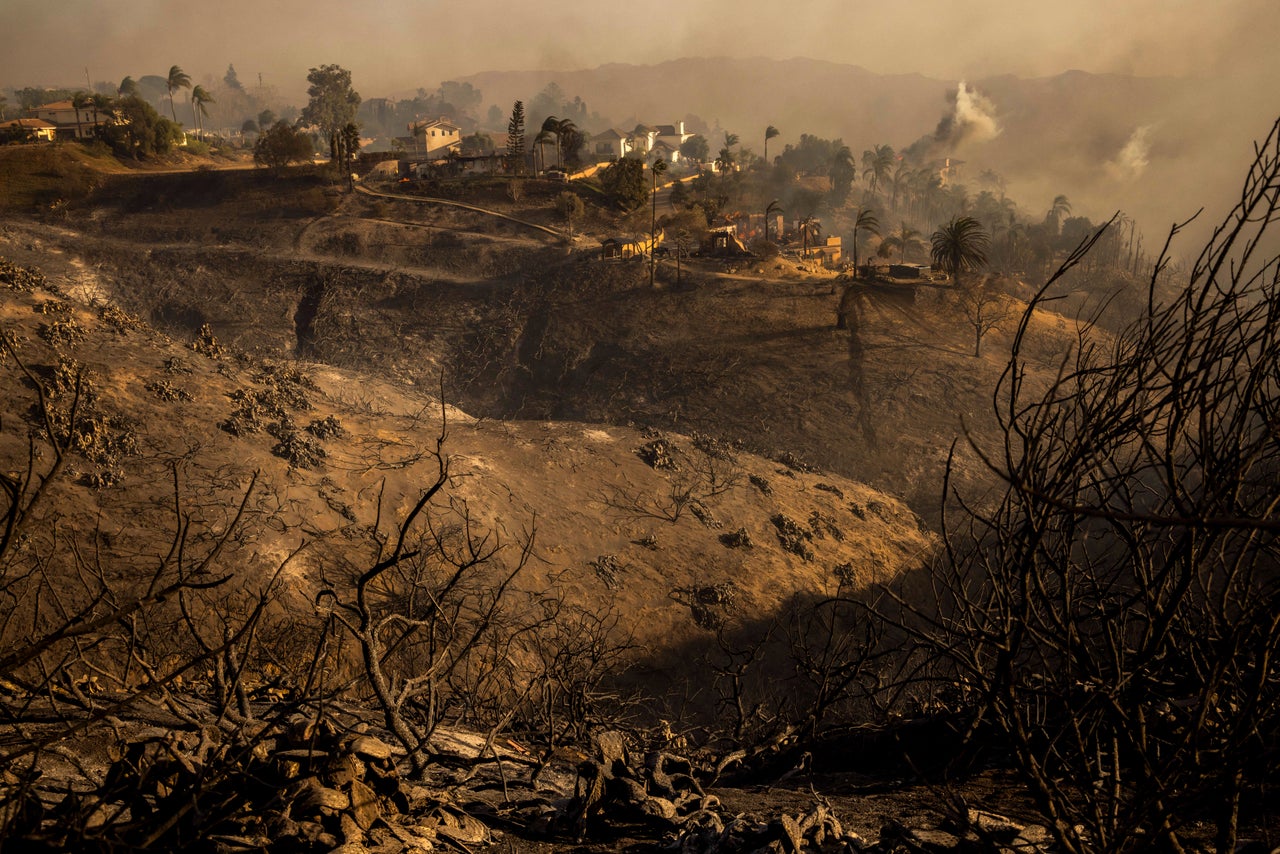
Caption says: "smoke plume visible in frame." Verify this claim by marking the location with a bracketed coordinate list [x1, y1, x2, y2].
[1106, 125, 1153, 181]
[934, 81, 1002, 149]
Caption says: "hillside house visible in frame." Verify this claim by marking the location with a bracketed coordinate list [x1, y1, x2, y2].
[0, 118, 57, 142]
[587, 121, 695, 163]
[588, 128, 629, 161]
[810, 236, 843, 267]
[601, 229, 663, 259]
[408, 117, 461, 156]
[25, 100, 107, 139]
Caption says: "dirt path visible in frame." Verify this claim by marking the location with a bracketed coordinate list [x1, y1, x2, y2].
[356, 184, 565, 239]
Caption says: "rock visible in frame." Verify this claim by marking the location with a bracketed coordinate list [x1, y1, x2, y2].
[349, 778, 382, 830]
[593, 730, 628, 769]
[349, 736, 395, 761]
[340, 812, 364, 844]
[640, 796, 678, 823]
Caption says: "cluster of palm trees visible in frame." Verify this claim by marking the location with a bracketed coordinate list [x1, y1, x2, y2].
[62, 65, 217, 144]
[534, 116, 581, 173]
[163, 65, 216, 139]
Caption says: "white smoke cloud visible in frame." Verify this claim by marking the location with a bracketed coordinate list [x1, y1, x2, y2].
[934, 81, 1002, 149]
[1107, 125, 1152, 180]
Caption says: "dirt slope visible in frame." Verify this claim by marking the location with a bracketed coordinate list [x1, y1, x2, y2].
[0, 255, 933, 656]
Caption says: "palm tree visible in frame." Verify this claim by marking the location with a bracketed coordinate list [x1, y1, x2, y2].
[88, 92, 112, 134]
[799, 216, 821, 258]
[861, 144, 894, 198]
[764, 199, 784, 243]
[118, 76, 140, 98]
[70, 91, 90, 140]
[850, 208, 881, 272]
[650, 157, 668, 288]
[1046, 194, 1071, 234]
[930, 215, 991, 290]
[764, 124, 779, 167]
[165, 65, 192, 123]
[555, 118, 579, 168]
[533, 128, 554, 174]
[539, 116, 560, 168]
[880, 221, 924, 263]
[191, 85, 214, 139]
[831, 145, 857, 202]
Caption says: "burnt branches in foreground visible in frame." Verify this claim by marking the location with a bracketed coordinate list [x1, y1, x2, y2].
[892, 118, 1280, 853]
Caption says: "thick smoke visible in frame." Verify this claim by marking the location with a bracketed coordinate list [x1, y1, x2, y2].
[934, 81, 1002, 149]
[1106, 125, 1153, 181]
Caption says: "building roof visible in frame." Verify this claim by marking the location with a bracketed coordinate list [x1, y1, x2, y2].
[412, 117, 460, 133]
[31, 100, 77, 111]
[1, 118, 57, 129]
[593, 128, 627, 140]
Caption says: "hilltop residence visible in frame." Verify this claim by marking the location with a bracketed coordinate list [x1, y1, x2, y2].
[25, 100, 108, 140]
[0, 118, 58, 142]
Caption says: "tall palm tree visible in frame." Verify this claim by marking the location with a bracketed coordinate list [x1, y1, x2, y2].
[831, 145, 857, 201]
[71, 91, 90, 139]
[165, 65, 191, 123]
[799, 216, 821, 258]
[650, 157, 668, 288]
[539, 116, 560, 168]
[861, 144, 894, 198]
[850, 208, 881, 272]
[930, 216, 991, 290]
[881, 221, 924, 263]
[191, 85, 214, 139]
[118, 76, 140, 98]
[555, 117, 578, 168]
[889, 160, 910, 213]
[533, 128, 554, 174]
[764, 199, 784, 243]
[1046, 194, 1071, 234]
[764, 124, 779, 167]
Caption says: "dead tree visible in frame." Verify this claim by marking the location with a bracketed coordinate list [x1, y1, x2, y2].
[889, 118, 1280, 853]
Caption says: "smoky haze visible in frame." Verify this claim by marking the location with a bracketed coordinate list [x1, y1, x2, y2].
[4, 0, 1278, 244]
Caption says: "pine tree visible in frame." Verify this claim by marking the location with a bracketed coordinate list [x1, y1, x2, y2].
[506, 100, 526, 175]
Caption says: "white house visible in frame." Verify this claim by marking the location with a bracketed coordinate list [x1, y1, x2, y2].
[25, 100, 107, 139]
[408, 117, 462, 156]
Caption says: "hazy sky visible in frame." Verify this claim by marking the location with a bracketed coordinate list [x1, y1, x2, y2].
[4, 0, 1278, 98]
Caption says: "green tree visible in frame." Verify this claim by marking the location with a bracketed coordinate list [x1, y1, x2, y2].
[190, 85, 215, 140]
[764, 124, 779, 166]
[257, 109, 276, 130]
[680, 134, 709, 163]
[165, 65, 191, 123]
[253, 120, 313, 174]
[930, 215, 990, 290]
[302, 64, 361, 167]
[599, 157, 647, 211]
[118, 76, 140, 98]
[505, 100, 526, 174]
[99, 96, 182, 158]
[224, 64, 243, 91]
